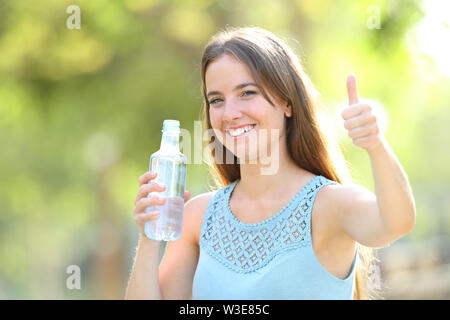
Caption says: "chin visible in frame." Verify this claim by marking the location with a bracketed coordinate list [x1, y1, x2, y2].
[233, 147, 259, 164]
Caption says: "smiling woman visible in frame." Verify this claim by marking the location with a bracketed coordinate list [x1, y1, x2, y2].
[194, 26, 373, 300]
[126, 26, 415, 301]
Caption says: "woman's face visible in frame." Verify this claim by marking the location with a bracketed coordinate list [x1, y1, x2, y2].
[205, 54, 291, 162]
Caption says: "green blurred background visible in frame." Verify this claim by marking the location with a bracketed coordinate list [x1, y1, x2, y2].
[1, 0, 449, 299]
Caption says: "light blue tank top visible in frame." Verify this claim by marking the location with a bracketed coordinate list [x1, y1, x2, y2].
[192, 175, 358, 300]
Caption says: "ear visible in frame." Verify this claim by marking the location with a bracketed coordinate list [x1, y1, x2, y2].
[284, 103, 292, 118]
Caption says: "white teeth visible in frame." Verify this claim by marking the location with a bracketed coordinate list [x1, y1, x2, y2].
[227, 124, 256, 137]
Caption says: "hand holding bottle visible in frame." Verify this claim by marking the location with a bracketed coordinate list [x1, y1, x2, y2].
[133, 171, 191, 237]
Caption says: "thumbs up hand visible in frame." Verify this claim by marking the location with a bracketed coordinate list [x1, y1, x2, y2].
[341, 74, 384, 153]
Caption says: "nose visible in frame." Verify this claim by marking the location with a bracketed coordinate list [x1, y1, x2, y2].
[222, 100, 243, 122]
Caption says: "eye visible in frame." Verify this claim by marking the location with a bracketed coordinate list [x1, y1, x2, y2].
[208, 98, 223, 106]
[241, 90, 256, 97]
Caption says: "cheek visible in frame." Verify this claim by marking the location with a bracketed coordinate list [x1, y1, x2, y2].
[251, 97, 283, 121]
[254, 107, 284, 130]
[208, 109, 225, 143]
[209, 108, 221, 129]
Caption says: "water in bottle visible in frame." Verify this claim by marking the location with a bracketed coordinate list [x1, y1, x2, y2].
[144, 120, 187, 241]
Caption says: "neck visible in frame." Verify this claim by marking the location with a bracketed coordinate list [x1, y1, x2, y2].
[236, 138, 308, 200]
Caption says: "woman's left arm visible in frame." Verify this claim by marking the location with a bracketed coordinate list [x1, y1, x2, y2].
[366, 136, 416, 236]
[337, 74, 416, 247]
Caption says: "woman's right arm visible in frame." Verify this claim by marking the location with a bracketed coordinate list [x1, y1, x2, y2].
[125, 235, 164, 299]
[125, 171, 169, 300]
[125, 171, 211, 300]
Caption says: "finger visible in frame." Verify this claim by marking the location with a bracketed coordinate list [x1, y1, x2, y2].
[138, 171, 157, 187]
[343, 109, 374, 129]
[184, 190, 191, 203]
[347, 73, 359, 105]
[135, 182, 166, 204]
[134, 195, 166, 214]
[348, 122, 379, 139]
[134, 211, 160, 223]
[341, 103, 371, 121]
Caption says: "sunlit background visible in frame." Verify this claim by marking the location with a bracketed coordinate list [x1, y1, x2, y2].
[0, 0, 449, 299]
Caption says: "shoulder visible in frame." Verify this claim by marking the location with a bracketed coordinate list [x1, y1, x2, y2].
[185, 190, 217, 208]
[321, 181, 376, 212]
[314, 179, 376, 233]
[183, 190, 217, 245]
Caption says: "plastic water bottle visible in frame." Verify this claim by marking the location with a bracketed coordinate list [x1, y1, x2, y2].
[144, 120, 187, 241]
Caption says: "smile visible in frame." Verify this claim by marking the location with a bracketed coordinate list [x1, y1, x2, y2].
[226, 124, 257, 138]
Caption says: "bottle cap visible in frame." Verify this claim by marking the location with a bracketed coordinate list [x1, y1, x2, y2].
[162, 119, 180, 133]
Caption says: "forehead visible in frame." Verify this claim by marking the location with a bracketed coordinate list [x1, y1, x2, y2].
[205, 54, 254, 89]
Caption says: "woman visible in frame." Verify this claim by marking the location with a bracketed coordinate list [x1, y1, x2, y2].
[126, 27, 416, 300]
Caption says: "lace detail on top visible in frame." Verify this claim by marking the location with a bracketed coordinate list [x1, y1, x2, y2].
[199, 175, 337, 273]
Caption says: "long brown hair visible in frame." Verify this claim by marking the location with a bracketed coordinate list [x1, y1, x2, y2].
[199, 26, 379, 300]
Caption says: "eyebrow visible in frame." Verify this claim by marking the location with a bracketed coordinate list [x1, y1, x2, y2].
[206, 82, 257, 98]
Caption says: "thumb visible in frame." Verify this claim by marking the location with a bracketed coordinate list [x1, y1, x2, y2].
[347, 73, 359, 105]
